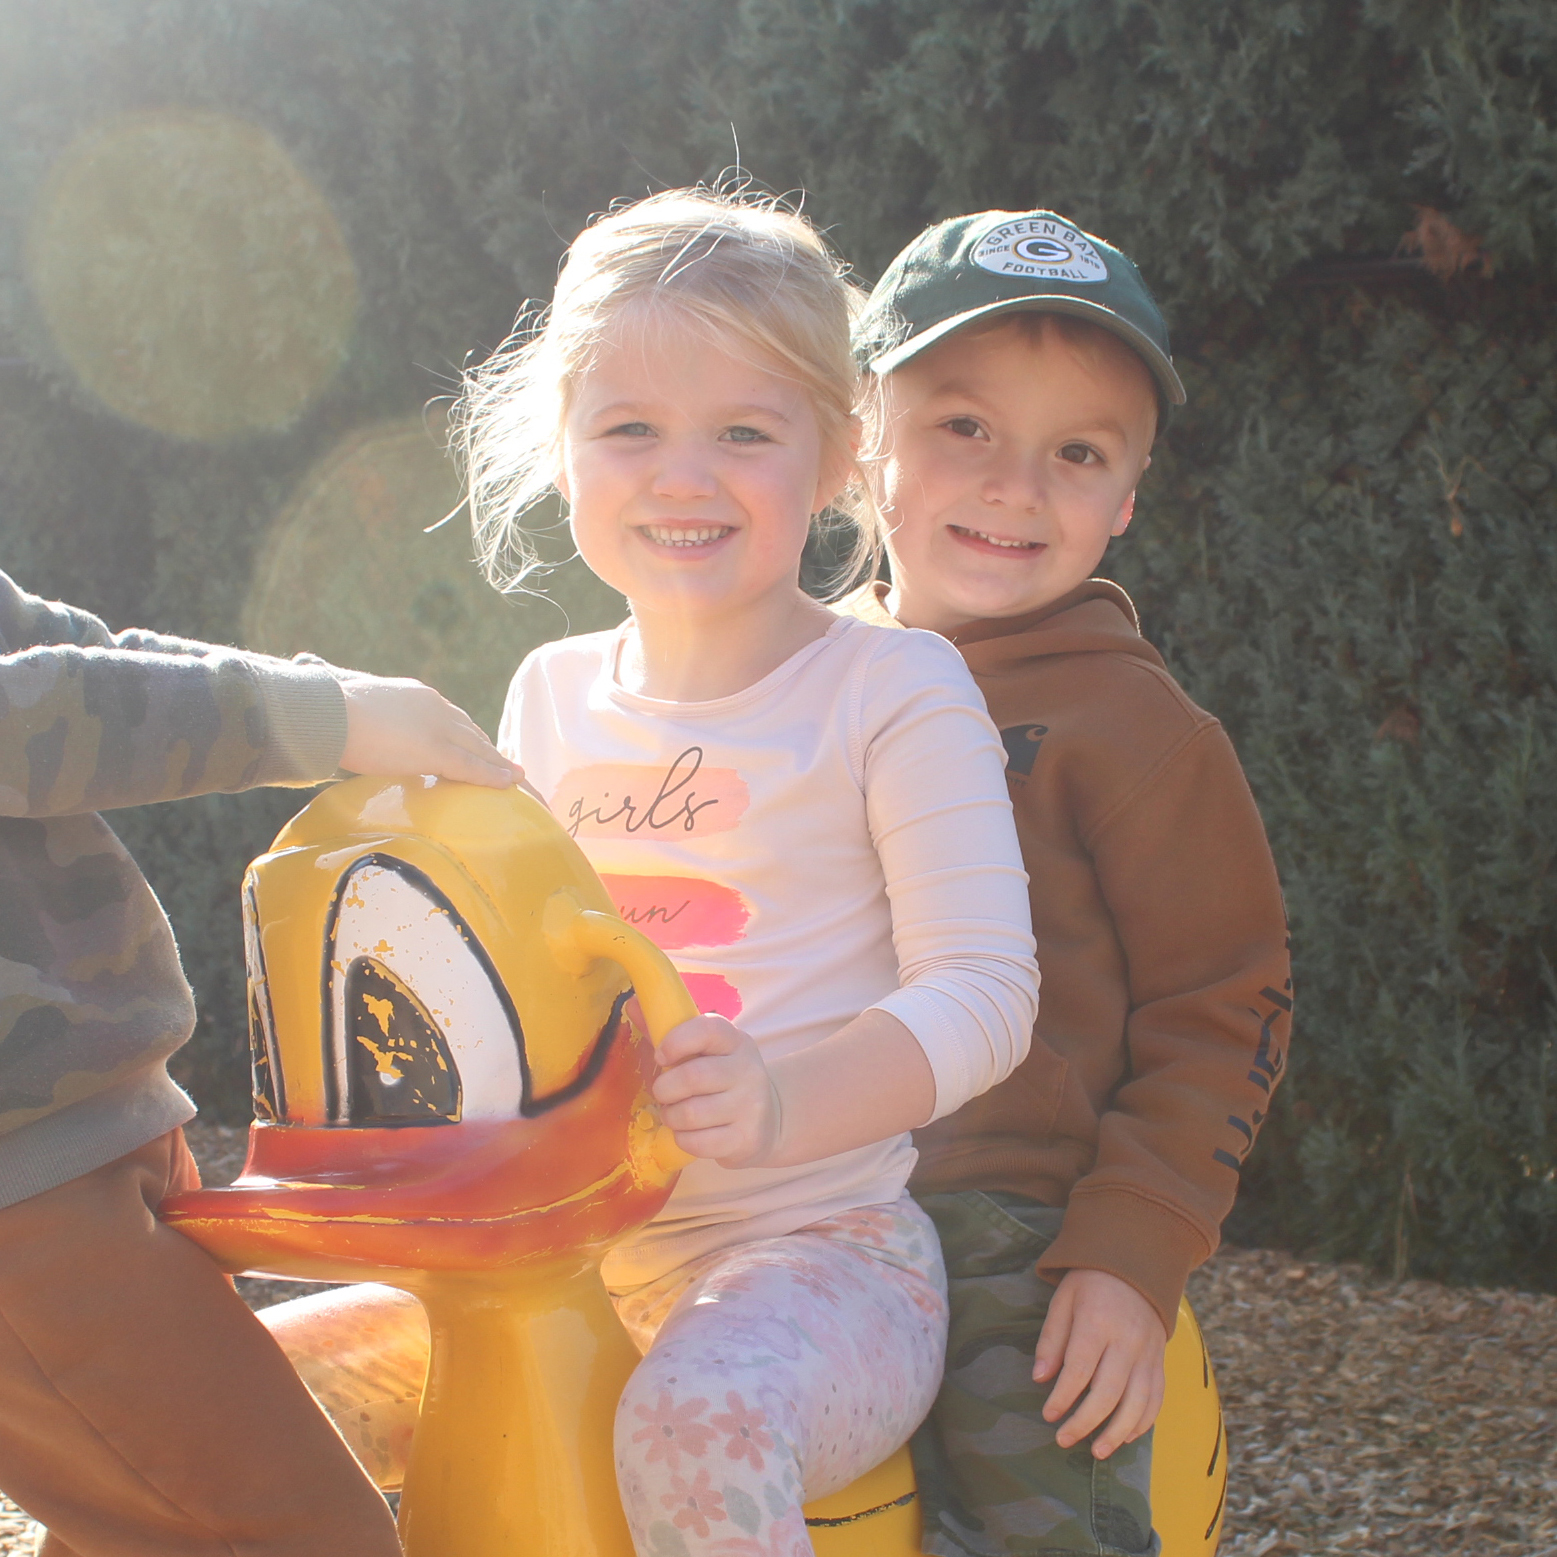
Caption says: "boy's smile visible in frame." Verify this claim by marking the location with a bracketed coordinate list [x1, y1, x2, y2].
[878, 317, 1158, 635]
[946, 524, 1041, 553]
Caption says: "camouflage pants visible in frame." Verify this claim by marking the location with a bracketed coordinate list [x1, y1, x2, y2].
[910, 1191, 1159, 1557]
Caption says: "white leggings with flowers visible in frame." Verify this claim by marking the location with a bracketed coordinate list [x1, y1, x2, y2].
[610, 1195, 946, 1556]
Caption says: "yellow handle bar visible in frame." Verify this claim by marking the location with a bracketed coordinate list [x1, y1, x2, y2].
[543, 890, 698, 1176]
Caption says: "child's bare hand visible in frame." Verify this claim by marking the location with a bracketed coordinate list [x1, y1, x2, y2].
[1034, 1269, 1166, 1460]
[338, 676, 520, 789]
[651, 1015, 782, 1168]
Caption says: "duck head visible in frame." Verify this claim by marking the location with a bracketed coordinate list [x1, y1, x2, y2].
[162, 775, 690, 1287]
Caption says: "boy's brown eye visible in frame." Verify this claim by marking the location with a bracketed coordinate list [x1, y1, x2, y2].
[944, 417, 983, 439]
[1058, 442, 1099, 465]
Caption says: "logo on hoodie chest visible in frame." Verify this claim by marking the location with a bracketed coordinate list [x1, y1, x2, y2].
[1000, 724, 1049, 780]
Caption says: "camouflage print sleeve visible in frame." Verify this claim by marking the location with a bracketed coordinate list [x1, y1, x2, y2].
[0, 568, 295, 663]
[0, 572, 346, 816]
[0, 573, 121, 653]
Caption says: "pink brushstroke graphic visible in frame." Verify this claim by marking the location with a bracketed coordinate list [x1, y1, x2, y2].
[553, 747, 749, 840]
[681, 973, 743, 1021]
[602, 874, 750, 951]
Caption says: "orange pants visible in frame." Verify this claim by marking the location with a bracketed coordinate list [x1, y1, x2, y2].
[0, 1130, 400, 1557]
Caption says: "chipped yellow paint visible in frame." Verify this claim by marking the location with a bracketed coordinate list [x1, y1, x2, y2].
[363, 992, 394, 1037]
[353, 1029, 402, 1079]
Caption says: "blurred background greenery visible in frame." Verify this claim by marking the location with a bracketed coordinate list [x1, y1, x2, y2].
[1, 0, 1553, 1288]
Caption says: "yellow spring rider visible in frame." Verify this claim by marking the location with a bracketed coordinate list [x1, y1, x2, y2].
[161, 777, 1226, 1556]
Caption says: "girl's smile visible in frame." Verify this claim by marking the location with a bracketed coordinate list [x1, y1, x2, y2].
[637, 523, 735, 550]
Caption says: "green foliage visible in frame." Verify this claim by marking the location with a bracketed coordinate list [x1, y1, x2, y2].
[0, 0, 1551, 1282]
[1111, 283, 1557, 1289]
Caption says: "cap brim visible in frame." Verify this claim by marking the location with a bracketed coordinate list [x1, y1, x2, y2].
[868, 295, 1187, 409]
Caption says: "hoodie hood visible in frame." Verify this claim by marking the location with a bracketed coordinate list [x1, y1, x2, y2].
[843, 578, 1167, 678]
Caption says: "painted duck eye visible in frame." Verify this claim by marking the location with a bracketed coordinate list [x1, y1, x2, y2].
[325, 856, 524, 1125]
[320, 855, 631, 1127]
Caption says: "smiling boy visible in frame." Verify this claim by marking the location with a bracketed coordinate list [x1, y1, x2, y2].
[845, 212, 1292, 1557]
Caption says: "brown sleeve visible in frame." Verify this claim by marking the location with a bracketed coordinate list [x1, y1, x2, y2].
[1034, 718, 1292, 1333]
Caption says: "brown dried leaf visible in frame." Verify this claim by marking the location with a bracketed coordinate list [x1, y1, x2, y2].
[1374, 706, 1421, 744]
[1399, 206, 1494, 281]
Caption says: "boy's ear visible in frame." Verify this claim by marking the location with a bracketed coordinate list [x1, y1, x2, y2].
[1111, 490, 1136, 537]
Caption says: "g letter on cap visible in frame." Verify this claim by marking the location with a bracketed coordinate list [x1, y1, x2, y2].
[972, 217, 1109, 284]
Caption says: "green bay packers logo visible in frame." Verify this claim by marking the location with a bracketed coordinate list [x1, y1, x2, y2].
[973, 219, 1108, 283]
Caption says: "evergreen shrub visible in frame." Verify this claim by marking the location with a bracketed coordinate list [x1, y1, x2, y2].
[0, 0, 1551, 1285]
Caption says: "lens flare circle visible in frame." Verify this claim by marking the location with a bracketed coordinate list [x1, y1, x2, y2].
[247, 418, 625, 732]
[26, 108, 357, 440]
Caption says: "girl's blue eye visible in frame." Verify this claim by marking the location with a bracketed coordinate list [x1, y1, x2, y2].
[725, 425, 770, 444]
[608, 421, 652, 438]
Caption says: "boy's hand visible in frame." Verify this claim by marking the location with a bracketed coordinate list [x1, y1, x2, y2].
[1034, 1268, 1166, 1460]
[338, 676, 520, 789]
[651, 1015, 782, 1169]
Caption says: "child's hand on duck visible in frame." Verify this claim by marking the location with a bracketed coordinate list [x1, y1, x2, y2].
[338, 675, 528, 791]
[652, 1015, 783, 1169]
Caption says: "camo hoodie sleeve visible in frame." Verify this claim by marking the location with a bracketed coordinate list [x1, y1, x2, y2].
[0, 572, 347, 814]
[0, 572, 350, 1200]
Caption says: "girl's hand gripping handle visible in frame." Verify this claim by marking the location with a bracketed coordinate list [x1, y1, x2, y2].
[543, 891, 698, 1180]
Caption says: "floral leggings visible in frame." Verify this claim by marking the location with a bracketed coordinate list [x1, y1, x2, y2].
[610, 1195, 947, 1556]
[261, 1195, 946, 1557]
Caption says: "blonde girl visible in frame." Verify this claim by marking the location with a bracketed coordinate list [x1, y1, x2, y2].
[278, 189, 1040, 1557]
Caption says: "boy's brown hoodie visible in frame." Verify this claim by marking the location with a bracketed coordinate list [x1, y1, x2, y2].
[845, 577, 1291, 1332]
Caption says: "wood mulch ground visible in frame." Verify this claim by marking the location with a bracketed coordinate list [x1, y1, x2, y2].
[1187, 1246, 1556, 1554]
[1, 1121, 1553, 1555]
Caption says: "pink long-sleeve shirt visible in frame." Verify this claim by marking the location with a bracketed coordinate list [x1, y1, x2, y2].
[500, 613, 1040, 1287]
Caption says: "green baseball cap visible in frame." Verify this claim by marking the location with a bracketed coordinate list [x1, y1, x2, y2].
[858, 209, 1185, 413]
